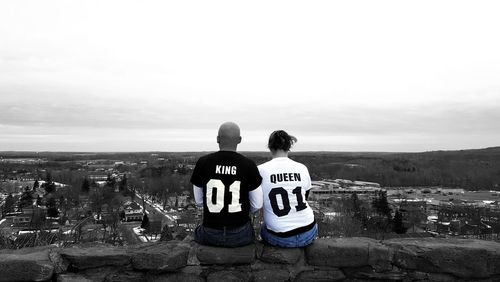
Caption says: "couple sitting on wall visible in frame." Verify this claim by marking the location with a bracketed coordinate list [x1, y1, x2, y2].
[191, 122, 317, 248]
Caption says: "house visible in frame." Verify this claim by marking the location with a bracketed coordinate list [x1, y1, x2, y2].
[309, 179, 383, 201]
[123, 201, 143, 222]
[11, 206, 46, 227]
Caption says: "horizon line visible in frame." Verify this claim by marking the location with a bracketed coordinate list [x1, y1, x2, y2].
[1, 146, 499, 155]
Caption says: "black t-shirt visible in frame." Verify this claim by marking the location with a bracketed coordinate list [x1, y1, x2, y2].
[190, 151, 262, 228]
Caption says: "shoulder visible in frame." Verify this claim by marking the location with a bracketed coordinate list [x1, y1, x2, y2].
[236, 153, 258, 167]
[288, 157, 305, 166]
[196, 151, 222, 162]
[288, 158, 309, 171]
[197, 152, 215, 160]
[257, 160, 273, 171]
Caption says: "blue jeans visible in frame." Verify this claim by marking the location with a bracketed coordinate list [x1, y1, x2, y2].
[194, 221, 255, 247]
[260, 223, 318, 248]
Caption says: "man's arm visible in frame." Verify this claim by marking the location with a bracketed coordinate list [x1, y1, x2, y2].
[193, 185, 204, 206]
[249, 186, 263, 213]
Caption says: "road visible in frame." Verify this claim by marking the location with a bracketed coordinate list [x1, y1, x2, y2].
[135, 195, 176, 226]
[119, 221, 143, 244]
[119, 196, 178, 245]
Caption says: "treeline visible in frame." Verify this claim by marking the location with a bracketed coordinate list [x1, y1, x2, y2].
[3, 146, 500, 190]
[316, 191, 409, 239]
[288, 147, 500, 190]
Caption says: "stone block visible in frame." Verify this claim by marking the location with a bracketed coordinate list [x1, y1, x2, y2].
[253, 269, 290, 282]
[367, 241, 393, 272]
[178, 265, 203, 276]
[49, 247, 69, 274]
[348, 268, 407, 281]
[385, 238, 500, 279]
[258, 244, 302, 264]
[294, 269, 345, 281]
[103, 270, 146, 282]
[0, 248, 54, 282]
[146, 272, 204, 282]
[207, 270, 251, 282]
[196, 243, 255, 265]
[130, 241, 190, 272]
[305, 237, 379, 267]
[56, 274, 94, 282]
[186, 242, 201, 266]
[78, 266, 129, 281]
[408, 271, 457, 282]
[60, 246, 130, 270]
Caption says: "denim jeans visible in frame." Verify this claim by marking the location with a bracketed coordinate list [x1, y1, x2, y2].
[194, 221, 255, 247]
[260, 223, 318, 248]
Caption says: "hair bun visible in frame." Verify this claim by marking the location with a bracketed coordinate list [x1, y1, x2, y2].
[268, 130, 297, 152]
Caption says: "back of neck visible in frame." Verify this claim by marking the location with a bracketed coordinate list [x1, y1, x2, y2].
[219, 145, 238, 152]
[272, 150, 288, 158]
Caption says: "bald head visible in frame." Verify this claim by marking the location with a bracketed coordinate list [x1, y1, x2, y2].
[217, 122, 242, 151]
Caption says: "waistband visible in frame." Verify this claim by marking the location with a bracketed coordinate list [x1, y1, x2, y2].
[204, 221, 251, 231]
[266, 220, 316, 238]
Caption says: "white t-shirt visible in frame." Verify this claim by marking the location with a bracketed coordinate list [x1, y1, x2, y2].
[258, 157, 315, 233]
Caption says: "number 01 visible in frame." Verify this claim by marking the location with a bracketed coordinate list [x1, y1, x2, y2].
[206, 179, 242, 213]
[269, 186, 307, 217]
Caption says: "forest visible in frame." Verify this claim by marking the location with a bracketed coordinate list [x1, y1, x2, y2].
[2, 146, 500, 192]
[248, 146, 500, 190]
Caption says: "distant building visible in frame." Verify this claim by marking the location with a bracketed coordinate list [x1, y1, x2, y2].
[166, 195, 190, 208]
[123, 201, 143, 221]
[10, 206, 46, 227]
[438, 205, 480, 223]
[437, 204, 494, 236]
[309, 179, 383, 201]
[399, 200, 427, 230]
[12, 213, 31, 227]
[88, 174, 108, 181]
[176, 210, 197, 231]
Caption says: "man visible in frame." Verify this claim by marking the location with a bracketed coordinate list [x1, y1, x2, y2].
[191, 122, 263, 247]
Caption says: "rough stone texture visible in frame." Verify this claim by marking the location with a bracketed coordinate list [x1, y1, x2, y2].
[177, 265, 203, 276]
[294, 269, 346, 281]
[342, 265, 375, 278]
[258, 244, 302, 264]
[385, 238, 500, 279]
[352, 270, 407, 281]
[129, 241, 190, 272]
[0, 247, 54, 282]
[367, 241, 393, 272]
[306, 237, 377, 267]
[146, 273, 205, 282]
[250, 260, 311, 281]
[103, 270, 146, 282]
[196, 244, 256, 265]
[78, 266, 130, 282]
[408, 271, 458, 282]
[2, 237, 500, 281]
[49, 247, 69, 274]
[186, 242, 201, 266]
[59, 246, 130, 270]
[253, 269, 290, 282]
[206, 270, 251, 282]
[57, 274, 94, 282]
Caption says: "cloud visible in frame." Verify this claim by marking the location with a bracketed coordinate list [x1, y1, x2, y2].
[1, 1, 500, 151]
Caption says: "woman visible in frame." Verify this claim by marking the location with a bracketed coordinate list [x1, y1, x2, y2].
[258, 130, 317, 247]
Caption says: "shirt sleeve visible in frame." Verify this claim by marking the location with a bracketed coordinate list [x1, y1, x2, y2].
[190, 157, 205, 187]
[193, 185, 204, 206]
[249, 185, 263, 213]
[303, 166, 312, 191]
[247, 162, 263, 191]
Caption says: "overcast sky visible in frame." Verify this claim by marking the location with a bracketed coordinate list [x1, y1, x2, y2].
[1, 1, 499, 152]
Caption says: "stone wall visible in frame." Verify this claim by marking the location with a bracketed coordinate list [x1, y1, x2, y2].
[1, 237, 500, 281]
